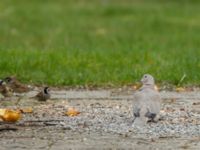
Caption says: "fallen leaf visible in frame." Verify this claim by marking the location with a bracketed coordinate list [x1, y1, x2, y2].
[65, 107, 80, 117]
[176, 87, 185, 92]
[0, 109, 21, 122]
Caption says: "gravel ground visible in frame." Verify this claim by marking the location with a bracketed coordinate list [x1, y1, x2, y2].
[0, 88, 200, 149]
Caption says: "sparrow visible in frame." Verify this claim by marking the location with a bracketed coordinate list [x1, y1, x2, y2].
[33, 87, 50, 101]
[4, 76, 30, 93]
[0, 80, 13, 97]
[132, 74, 161, 126]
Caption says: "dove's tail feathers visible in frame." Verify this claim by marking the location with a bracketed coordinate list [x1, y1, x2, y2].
[132, 117, 147, 127]
[132, 106, 148, 127]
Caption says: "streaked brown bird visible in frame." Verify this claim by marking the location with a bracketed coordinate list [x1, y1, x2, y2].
[4, 76, 30, 93]
[0, 80, 13, 97]
[33, 87, 50, 101]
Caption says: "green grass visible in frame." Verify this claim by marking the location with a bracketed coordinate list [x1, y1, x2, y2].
[0, 0, 200, 86]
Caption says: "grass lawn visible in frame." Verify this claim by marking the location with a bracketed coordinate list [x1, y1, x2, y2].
[0, 0, 200, 86]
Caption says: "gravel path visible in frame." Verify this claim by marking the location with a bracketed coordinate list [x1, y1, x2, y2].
[0, 88, 200, 149]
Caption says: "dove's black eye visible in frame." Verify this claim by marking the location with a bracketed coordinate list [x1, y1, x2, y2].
[144, 75, 147, 78]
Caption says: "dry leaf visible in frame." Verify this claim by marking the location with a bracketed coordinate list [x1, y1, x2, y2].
[19, 107, 33, 113]
[0, 109, 21, 122]
[176, 87, 185, 92]
[65, 107, 80, 117]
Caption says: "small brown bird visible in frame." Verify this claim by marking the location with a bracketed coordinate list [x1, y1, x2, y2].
[4, 76, 30, 93]
[0, 80, 13, 97]
[33, 87, 50, 101]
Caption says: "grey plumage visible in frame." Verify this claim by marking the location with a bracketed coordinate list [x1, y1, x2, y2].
[132, 74, 161, 126]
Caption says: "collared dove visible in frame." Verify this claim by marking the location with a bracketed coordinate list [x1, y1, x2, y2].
[132, 74, 161, 126]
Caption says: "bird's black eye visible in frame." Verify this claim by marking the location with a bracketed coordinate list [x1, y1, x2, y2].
[5, 77, 11, 82]
[144, 75, 147, 78]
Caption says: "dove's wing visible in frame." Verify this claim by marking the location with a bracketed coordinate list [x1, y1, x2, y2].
[132, 87, 161, 125]
[144, 89, 161, 114]
[132, 90, 145, 117]
[132, 89, 151, 122]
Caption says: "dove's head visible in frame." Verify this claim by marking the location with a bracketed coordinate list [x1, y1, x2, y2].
[141, 74, 155, 85]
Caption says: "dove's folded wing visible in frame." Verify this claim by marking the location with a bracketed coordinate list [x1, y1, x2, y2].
[132, 90, 150, 120]
[132, 91, 144, 115]
[145, 90, 161, 114]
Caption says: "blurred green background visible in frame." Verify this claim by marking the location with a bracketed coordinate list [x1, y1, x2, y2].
[0, 0, 200, 86]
